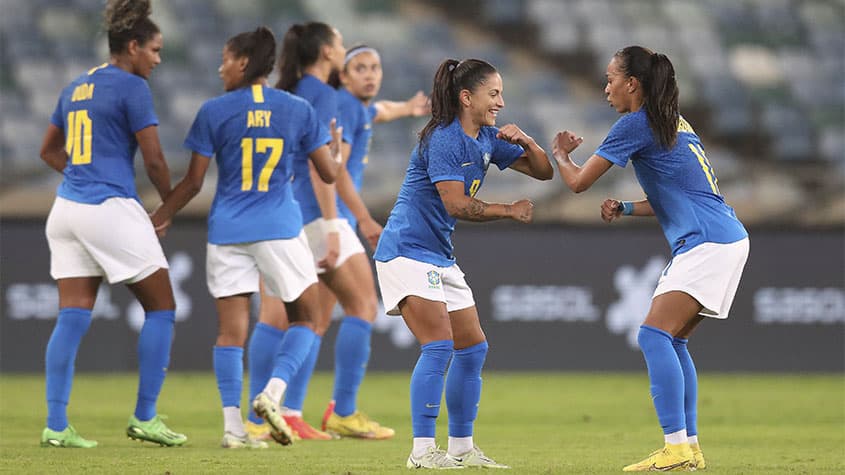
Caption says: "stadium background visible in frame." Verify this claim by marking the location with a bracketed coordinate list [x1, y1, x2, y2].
[0, 0, 842, 373]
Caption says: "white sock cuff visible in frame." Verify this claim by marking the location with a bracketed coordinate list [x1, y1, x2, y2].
[664, 429, 688, 445]
[412, 437, 436, 457]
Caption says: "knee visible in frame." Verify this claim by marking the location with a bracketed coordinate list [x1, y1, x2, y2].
[637, 325, 672, 352]
[216, 323, 248, 347]
[342, 294, 378, 321]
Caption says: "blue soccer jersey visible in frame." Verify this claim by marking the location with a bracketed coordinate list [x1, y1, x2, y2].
[184, 84, 330, 245]
[335, 88, 376, 228]
[595, 109, 747, 255]
[374, 119, 524, 267]
[50, 63, 158, 204]
[288, 74, 355, 224]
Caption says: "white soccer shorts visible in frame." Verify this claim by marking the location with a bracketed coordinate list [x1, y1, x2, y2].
[376, 256, 475, 316]
[206, 232, 318, 301]
[302, 217, 365, 274]
[653, 237, 750, 319]
[46, 196, 168, 284]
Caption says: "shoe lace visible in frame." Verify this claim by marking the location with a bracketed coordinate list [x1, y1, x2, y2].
[471, 446, 495, 463]
[425, 447, 456, 466]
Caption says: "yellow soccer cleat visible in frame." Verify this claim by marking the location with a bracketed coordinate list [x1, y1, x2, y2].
[323, 408, 395, 439]
[622, 442, 694, 472]
[244, 420, 273, 441]
[690, 443, 705, 470]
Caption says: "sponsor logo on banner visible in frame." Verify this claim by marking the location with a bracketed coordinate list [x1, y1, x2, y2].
[605, 256, 667, 349]
[491, 285, 599, 322]
[4, 252, 194, 332]
[753, 287, 845, 324]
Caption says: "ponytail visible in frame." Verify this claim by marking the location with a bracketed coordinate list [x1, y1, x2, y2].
[419, 58, 497, 147]
[615, 46, 679, 149]
[225, 26, 276, 88]
[276, 22, 336, 92]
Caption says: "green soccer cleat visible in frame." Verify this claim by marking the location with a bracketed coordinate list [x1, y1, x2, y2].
[622, 442, 694, 472]
[690, 443, 706, 470]
[126, 414, 187, 447]
[252, 392, 293, 446]
[451, 446, 510, 469]
[40, 425, 98, 448]
[221, 431, 269, 449]
[406, 446, 465, 470]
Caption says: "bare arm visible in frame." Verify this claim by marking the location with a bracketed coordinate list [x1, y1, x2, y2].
[552, 130, 613, 193]
[335, 141, 382, 249]
[39, 124, 67, 173]
[373, 91, 430, 123]
[435, 180, 533, 223]
[150, 152, 211, 234]
[136, 125, 172, 201]
[308, 119, 344, 184]
[497, 124, 553, 180]
[600, 198, 655, 223]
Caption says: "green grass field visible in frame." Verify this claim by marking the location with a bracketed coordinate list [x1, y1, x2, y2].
[1, 372, 842, 474]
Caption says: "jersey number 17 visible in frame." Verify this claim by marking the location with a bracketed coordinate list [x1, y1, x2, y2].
[240, 138, 284, 192]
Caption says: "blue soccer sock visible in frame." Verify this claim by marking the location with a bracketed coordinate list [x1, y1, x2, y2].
[638, 325, 686, 436]
[445, 341, 488, 437]
[410, 340, 453, 438]
[213, 346, 244, 408]
[134, 310, 175, 421]
[333, 316, 372, 417]
[283, 334, 322, 411]
[247, 323, 285, 424]
[673, 337, 698, 437]
[271, 325, 316, 385]
[45, 307, 93, 431]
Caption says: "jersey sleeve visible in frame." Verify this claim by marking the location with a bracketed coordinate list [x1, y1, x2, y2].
[183, 102, 215, 158]
[123, 79, 159, 133]
[300, 103, 332, 155]
[426, 130, 466, 183]
[336, 95, 362, 146]
[490, 128, 526, 170]
[50, 95, 65, 129]
[594, 112, 651, 168]
[311, 88, 354, 145]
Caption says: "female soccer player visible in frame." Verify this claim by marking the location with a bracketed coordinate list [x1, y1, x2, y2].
[247, 43, 430, 442]
[38, 0, 185, 448]
[150, 26, 343, 448]
[551, 46, 749, 471]
[374, 58, 553, 469]
[242, 21, 349, 441]
[318, 44, 429, 439]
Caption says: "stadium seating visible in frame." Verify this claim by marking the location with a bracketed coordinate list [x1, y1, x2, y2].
[0, 0, 841, 223]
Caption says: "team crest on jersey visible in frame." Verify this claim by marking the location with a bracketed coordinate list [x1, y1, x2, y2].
[426, 270, 442, 289]
[482, 152, 491, 170]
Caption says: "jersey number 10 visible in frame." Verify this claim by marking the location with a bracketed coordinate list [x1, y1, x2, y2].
[240, 138, 284, 192]
[66, 110, 92, 165]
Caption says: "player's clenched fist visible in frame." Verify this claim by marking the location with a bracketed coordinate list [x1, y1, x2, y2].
[552, 130, 583, 158]
[509, 199, 534, 223]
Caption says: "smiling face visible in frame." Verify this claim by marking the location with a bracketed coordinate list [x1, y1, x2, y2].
[463, 72, 504, 127]
[219, 46, 247, 91]
[130, 32, 162, 79]
[342, 51, 382, 101]
[605, 55, 639, 113]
